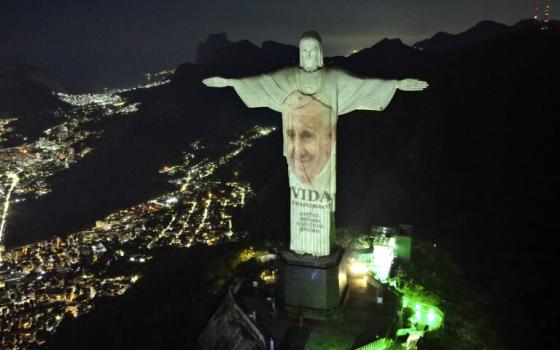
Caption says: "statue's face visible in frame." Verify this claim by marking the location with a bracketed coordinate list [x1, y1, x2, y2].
[299, 38, 321, 72]
[285, 101, 334, 183]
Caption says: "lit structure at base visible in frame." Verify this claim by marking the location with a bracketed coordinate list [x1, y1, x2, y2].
[371, 235, 396, 283]
[348, 227, 445, 349]
[199, 226, 446, 350]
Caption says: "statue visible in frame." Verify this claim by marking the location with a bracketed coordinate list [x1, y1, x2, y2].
[203, 31, 428, 257]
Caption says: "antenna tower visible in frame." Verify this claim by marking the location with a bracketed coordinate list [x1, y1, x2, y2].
[534, 0, 551, 30]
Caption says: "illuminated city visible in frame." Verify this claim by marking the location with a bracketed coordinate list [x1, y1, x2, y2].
[0, 72, 277, 348]
[0, 70, 174, 222]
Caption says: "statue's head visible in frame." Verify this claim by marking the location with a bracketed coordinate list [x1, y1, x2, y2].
[299, 31, 324, 72]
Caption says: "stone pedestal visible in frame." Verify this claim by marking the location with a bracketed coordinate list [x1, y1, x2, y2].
[277, 248, 348, 320]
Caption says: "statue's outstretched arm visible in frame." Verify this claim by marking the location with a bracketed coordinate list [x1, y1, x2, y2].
[201, 72, 286, 112]
[396, 78, 429, 91]
[202, 76, 233, 88]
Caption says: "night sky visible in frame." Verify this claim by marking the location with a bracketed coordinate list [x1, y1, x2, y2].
[1, 0, 557, 90]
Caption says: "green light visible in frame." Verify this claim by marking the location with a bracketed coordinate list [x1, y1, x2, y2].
[400, 298, 444, 331]
[427, 309, 435, 325]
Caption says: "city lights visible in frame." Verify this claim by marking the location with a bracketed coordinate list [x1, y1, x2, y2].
[0, 172, 19, 243]
[0, 66, 276, 348]
[0, 123, 274, 348]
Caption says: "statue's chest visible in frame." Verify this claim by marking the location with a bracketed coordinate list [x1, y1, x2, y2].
[296, 70, 322, 95]
[300, 75, 318, 94]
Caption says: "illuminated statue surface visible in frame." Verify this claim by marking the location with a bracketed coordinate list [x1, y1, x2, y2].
[203, 32, 428, 256]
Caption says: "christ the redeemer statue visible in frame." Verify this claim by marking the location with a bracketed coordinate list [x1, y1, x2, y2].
[203, 31, 428, 257]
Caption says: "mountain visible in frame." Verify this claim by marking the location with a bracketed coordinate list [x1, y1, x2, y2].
[195, 33, 233, 64]
[413, 20, 535, 52]
[0, 63, 66, 92]
[0, 64, 65, 114]
[341, 38, 431, 77]
[193, 34, 299, 80]
[0, 64, 64, 142]
[261, 40, 299, 65]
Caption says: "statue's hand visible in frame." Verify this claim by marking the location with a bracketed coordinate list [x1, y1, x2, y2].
[202, 76, 230, 88]
[397, 78, 429, 91]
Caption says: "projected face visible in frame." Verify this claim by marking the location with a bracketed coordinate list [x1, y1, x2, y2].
[283, 93, 334, 184]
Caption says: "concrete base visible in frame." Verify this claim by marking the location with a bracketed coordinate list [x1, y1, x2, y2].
[277, 248, 348, 320]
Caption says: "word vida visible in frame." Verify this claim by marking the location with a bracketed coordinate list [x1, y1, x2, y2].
[290, 187, 332, 202]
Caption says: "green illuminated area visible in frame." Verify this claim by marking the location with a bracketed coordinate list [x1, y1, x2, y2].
[338, 228, 502, 350]
[392, 240, 503, 350]
[348, 240, 443, 346]
[397, 299, 444, 343]
[403, 300, 444, 331]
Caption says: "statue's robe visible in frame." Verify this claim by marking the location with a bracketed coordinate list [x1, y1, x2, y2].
[231, 67, 397, 256]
